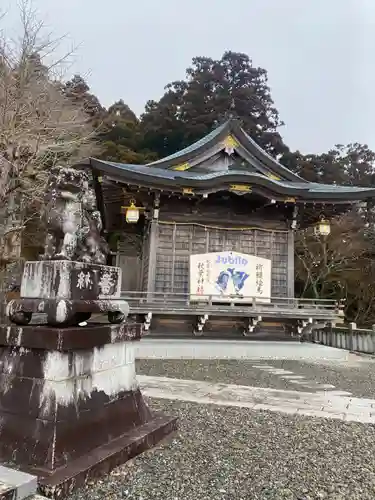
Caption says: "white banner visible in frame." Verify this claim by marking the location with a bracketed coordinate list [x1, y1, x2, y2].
[189, 251, 271, 303]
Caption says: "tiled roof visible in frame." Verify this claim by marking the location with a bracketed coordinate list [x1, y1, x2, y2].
[85, 158, 375, 201]
[76, 119, 375, 202]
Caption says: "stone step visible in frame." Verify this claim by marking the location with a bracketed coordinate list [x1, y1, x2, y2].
[0, 465, 37, 500]
[0, 480, 15, 499]
[0, 485, 45, 499]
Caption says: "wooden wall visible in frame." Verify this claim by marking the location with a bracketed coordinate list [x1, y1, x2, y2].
[116, 231, 143, 291]
[152, 222, 289, 297]
[110, 191, 295, 297]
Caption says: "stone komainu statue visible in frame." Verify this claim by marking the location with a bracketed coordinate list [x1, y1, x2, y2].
[41, 165, 108, 264]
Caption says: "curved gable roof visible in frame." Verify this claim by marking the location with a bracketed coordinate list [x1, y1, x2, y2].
[76, 120, 375, 204]
[145, 119, 304, 183]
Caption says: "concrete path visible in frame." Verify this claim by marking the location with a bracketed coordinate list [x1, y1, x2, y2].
[136, 338, 349, 361]
[138, 374, 375, 423]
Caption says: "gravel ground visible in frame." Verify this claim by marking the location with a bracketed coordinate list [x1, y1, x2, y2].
[136, 358, 375, 398]
[136, 359, 302, 391]
[69, 398, 375, 500]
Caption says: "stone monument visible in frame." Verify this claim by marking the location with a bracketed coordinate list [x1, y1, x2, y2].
[0, 166, 177, 499]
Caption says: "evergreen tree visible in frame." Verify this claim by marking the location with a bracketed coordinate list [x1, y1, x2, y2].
[140, 51, 288, 159]
[284, 144, 375, 186]
[97, 100, 157, 164]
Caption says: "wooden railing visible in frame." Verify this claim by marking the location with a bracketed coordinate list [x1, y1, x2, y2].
[120, 291, 341, 319]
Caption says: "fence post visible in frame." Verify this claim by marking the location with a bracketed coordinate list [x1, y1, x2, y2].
[349, 322, 356, 351]
[328, 322, 333, 346]
[372, 324, 375, 354]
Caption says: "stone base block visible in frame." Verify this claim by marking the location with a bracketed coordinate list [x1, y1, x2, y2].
[0, 323, 177, 499]
[0, 323, 142, 351]
[37, 414, 177, 499]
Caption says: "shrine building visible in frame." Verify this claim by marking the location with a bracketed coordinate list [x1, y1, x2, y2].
[76, 119, 375, 337]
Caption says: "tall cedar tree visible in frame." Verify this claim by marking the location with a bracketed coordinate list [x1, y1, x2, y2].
[140, 51, 288, 159]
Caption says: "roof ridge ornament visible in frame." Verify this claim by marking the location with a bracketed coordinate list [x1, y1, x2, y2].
[223, 135, 239, 155]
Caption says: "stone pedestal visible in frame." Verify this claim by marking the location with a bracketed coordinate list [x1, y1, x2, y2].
[0, 167, 177, 498]
[7, 261, 129, 327]
[0, 323, 177, 498]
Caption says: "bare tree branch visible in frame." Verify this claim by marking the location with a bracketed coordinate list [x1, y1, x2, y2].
[295, 210, 375, 324]
[0, 0, 98, 289]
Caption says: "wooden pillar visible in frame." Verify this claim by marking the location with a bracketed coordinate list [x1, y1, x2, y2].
[287, 229, 295, 298]
[146, 193, 160, 296]
[146, 220, 158, 295]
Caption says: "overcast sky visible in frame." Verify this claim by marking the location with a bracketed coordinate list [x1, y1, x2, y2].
[3, 0, 375, 154]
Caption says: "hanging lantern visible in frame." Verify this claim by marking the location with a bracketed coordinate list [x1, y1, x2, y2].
[315, 218, 331, 236]
[125, 201, 140, 223]
[121, 190, 146, 223]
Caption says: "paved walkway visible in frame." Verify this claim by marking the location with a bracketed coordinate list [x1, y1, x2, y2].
[139, 374, 375, 423]
[137, 340, 375, 423]
[136, 338, 350, 361]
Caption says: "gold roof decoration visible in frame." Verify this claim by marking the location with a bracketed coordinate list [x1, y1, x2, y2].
[266, 172, 281, 181]
[229, 184, 252, 193]
[173, 162, 190, 171]
[223, 135, 239, 155]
